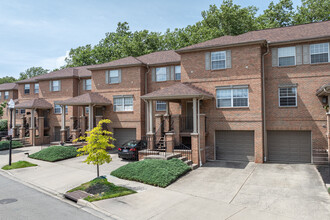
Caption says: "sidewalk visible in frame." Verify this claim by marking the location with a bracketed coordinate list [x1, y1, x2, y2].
[0, 146, 295, 220]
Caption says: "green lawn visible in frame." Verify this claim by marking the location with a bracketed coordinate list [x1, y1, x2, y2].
[29, 145, 78, 162]
[111, 158, 191, 187]
[68, 177, 136, 202]
[0, 140, 23, 151]
[2, 161, 37, 170]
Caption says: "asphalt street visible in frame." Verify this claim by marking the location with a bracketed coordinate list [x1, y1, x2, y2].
[0, 174, 102, 220]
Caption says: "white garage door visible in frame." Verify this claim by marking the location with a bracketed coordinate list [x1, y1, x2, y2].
[215, 131, 255, 162]
[113, 128, 136, 149]
[267, 131, 311, 163]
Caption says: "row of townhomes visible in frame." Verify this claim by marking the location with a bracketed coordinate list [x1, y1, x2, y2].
[1, 21, 330, 166]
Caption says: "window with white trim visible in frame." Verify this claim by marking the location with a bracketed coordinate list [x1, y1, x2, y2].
[4, 91, 9, 100]
[34, 83, 39, 94]
[156, 67, 166, 82]
[85, 106, 89, 114]
[156, 101, 167, 111]
[278, 46, 296, 66]
[113, 96, 133, 112]
[84, 79, 91, 90]
[24, 84, 30, 94]
[175, 66, 181, 80]
[279, 87, 297, 107]
[216, 86, 249, 108]
[20, 109, 25, 114]
[211, 51, 226, 70]
[310, 43, 329, 64]
[51, 80, 60, 91]
[54, 104, 68, 114]
[109, 70, 119, 84]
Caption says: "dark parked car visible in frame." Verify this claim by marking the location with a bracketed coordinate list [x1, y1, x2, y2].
[118, 140, 147, 160]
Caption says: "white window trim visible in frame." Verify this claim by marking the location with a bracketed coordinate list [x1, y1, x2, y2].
[156, 101, 167, 111]
[211, 51, 226, 70]
[24, 84, 30, 94]
[54, 104, 68, 114]
[4, 91, 9, 99]
[310, 43, 330, 64]
[109, 70, 119, 84]
[155, 67, 167, 82]
[216, 86, 249, 108]
[84, 79, 92, 90]
[278, 46, 296, 66]
[113, 96, 133, 112]
[34, 83, 39, 94]
[278, 87, 297, 107]
[175, 65, 181, 80]
[51, 80, 60, 92]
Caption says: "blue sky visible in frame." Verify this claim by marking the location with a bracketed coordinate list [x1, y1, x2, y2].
[0, 0, 301, 78]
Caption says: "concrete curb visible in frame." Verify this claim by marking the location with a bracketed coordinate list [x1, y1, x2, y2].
[0, 169, 118, 219]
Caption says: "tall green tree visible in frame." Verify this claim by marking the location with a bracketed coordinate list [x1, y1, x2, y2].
[257, 0, 295, 29]
[294, 0, 330, 24]
[0, 76, 17, 84]
[19, 67, 49, 80]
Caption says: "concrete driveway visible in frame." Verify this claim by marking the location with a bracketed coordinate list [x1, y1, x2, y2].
[167, 161, 330, 220]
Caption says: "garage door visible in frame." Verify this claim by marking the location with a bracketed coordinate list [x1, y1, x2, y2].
[268, 131, 311, 163]
[215, 131, 254, 162]
[113, 128, 136, 148]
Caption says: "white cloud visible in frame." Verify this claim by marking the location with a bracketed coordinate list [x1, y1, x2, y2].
[38, 51, 69, 71]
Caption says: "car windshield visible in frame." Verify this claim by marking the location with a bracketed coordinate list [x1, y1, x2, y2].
[124, 140, 138, 147]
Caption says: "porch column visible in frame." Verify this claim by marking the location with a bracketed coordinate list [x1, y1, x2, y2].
[19, 115, 26, 139]
[30, 109, 36, 146]
[88, 104, 93, 131]
[60, 105, 67, 143]
[193, 98, 197, 134]
[148, 101, 153, 134]
[165, 101, 169, 116]
[12, 109, 17, 137]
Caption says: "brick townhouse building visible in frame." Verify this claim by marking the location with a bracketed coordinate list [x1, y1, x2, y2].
[2, 21, 330, 166]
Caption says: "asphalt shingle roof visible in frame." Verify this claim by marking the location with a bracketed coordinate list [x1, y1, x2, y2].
[0, 83, 18, 91]
[15, 98, 53, 109]
[56, 92, 111, 106]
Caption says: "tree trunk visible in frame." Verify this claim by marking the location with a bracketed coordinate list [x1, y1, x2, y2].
[97, 164, 99, 177]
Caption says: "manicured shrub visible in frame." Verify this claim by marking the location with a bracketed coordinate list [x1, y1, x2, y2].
[0, 119, 8, 131]
[0, 140, 23, 151]
[111, 158, 191, 187]
[29, 145, 78, 162]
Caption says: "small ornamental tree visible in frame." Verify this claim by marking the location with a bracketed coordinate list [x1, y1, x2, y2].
[74, 119, 115, 177]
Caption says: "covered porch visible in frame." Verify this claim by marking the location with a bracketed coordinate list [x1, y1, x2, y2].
[316, 84, 330, 163]
[13, 98, 53, 146]
[141, 83, 213, 165]
[56, 92, 111, 143]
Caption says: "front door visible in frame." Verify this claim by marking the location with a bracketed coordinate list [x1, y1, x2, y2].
[186, 102, 193, 131]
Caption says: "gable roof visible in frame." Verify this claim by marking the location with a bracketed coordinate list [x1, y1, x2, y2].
[16, 65, 93, 84]
[141, 83, 213, 100]
[87, 56, 143, 70]
[177, 21, 330, 53]
[15, 98, 53, 109]
[56, 92, 111, 106]
[316, 83, 330, 96]
[137, 50, 180, 66]
[0, 83, 18, 91]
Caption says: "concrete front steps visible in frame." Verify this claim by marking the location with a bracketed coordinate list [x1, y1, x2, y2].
[313, 149, 329, 165]
[143, 152, 198, 170]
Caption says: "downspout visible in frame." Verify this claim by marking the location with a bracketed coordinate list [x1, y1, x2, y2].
[262, 42, 270, 162]
[198, 98, 202, 167]
[144, 65, 151, 135]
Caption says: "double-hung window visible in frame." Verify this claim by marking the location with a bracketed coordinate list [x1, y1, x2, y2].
[113, 96, 133, 112]
[156, 67, 166, 82]
[109, 70, 119, 84]
[4, 91, 9, 100]
[156, 101, 167, 111]
[51, 80, 60, 91]
[85, 106, 89, 114]
[278, 47, 296, 66]
[175, 66, 181, 80]
[211, 51, 226, 70]
[24, 84, 30, 94]
[34, 83, 39, 94]
[20, 109, 25, 114]
[310, 43, 329, 64]
[279, 86, 297, 107]
[84, 79, 91, 90]
[216, 86, 249, 108]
